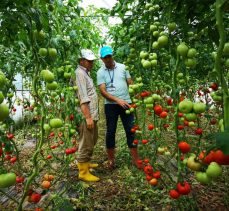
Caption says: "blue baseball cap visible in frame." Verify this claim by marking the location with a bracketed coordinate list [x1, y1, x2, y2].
[100, 46, 113, 58]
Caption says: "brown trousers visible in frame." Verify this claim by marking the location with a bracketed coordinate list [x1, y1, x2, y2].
[77, 120, 98, 163]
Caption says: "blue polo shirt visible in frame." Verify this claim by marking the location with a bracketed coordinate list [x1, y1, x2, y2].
[97, 62, 132, 104]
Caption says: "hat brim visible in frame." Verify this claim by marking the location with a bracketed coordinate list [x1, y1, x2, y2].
[101, 53, 113, 58]
[84, 55, 97, 60]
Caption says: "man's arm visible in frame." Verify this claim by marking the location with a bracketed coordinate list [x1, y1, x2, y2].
[99, 83, 130, 109]
[127, 78, 133, 85]
[80, 103, 94, 129]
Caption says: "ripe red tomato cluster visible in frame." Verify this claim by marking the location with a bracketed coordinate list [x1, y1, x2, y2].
[170, 181, 191, 199]
[203, 150, 229, 165]
[65, 147, 77, 155]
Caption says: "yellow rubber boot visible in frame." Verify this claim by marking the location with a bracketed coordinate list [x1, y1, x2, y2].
[88, 163, 98, 168]
[78, 162, 100, 182]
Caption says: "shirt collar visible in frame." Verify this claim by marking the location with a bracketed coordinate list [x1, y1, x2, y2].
[79, 65, 90, 75]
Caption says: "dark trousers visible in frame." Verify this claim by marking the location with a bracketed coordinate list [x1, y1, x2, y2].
[105, 104, 135, 149]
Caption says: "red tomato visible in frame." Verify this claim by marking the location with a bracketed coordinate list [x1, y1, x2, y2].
[30, 193, 42, 203]
[169, 189, 180, 199]
[7, 133, 14, 139]
[144, 159, 150, 164]
[195, 128, 203, 135]
[131, 128, 136, 133]
[71, 147, 77, 153]
[210, 82, 218, 91]
[184, 120, 189, 126]
[133, 140, 138, 145]
[178, 142, 191, 153]
[5, 154, 12, 160]
[177, 181, 191, 195]
[210, 118, 217, 125]
[204, 150, 215, 164]
[153, 171, 161, 179]
[148, 124, 154, 130]
[65, 149, 72, 155]
[16, 176, 24, 183]
[160, 111, 168, 118]
[167, 97, 173, 106]
[0, 148, 2, 157]
[69, 114, 74, 121]
[140, 92, 148, 98]
[46, 155, 52, 159]
[154, 105, 163, 115]
[163, 123, 170, 129]
[146, 175, 153, 181]
[142, 139, 148, 144]
[10, 156, 17, 163]
[178, 112, 184, 117]
[144, 165, 153, 174]
[177, 125, 184, 130]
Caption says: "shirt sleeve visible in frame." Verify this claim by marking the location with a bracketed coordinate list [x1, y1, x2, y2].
[75, 72, 90, 105]
[125, 69, 131, 79]
[97, 69, 105, 86]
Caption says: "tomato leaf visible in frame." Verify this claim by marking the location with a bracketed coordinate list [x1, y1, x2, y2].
[215, 132, 229, 155]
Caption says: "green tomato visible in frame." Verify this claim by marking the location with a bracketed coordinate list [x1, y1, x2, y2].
[41, 69, 55, 83]
[206, 162, 222, 178]
[152, 41, 159, 49]
[43, 123, 51, 132]
[167, 22, 176, 32]
[150, 24, 157, 31]
[0, 104, 9, 122]
[142, 60, 151, 69]
[125, 110, 130, 114]
[196, 172, 212, 184]
[153, 31, 159, 37]
[177, 72, 184, 79]
[187, 48, 197, 58]
[149, 53, 157, 60]
[46, 81, 58, 90]
[7, 92, 14, 98]
[64, 72, 71, 78]
[48, 48, 57, 58]
[193, 102, 206, 114]
[157, 35, 168, 47]
[188, 121, 195, 127]
[136, 77, 142, 82]
[223, 42, 229, 56]
[150, 60, 157, 67]
[185, 58, 196, 68]
[185, 113, 197, 121]
[129, 88, 134, 94]
[0, 74, 6, 90]
[177, 43, 189, 57]
[0, 173, 16, 188]
[225, 59, 229, 69]
[178, 100, 193, 114]
[70, 128, 76, 135]
[49, 118, 63, 128]
[139, 51, 148, 59]
[130, 107, 135, 113]
[39, 48, 48, 57]
[187, 156, 202, 171]
[144, 97, 153, 104]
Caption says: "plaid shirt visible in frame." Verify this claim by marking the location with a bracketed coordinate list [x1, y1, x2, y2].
[75, 65, 99, 121]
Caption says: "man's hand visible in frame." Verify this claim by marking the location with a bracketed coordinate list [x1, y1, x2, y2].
[116, 99, 131, 109]
[86, 117, 94, 129]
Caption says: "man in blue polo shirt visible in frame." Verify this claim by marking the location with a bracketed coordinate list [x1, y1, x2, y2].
[97, 46, 140, 169]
